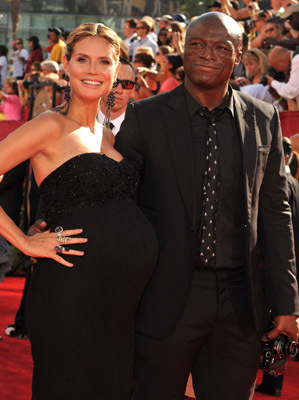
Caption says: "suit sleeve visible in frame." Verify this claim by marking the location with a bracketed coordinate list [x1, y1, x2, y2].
[115, 103, 145, 175]
[258, 106, 299, 317]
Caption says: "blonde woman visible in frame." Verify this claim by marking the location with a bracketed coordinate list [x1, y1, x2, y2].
[238, 48, 270, 85]
[0, 23, 157, 399]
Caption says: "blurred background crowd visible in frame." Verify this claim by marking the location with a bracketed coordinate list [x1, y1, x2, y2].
[0, 0, 299, 123]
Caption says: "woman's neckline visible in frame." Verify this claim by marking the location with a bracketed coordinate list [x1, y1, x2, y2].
[38, 152, 124, 189]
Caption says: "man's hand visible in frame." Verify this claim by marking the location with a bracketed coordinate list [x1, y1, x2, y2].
[266, 74, 274, 86]
[263, 37, 278, 46]
[27, 219, 47, 237]
[262, 315, 299, 343]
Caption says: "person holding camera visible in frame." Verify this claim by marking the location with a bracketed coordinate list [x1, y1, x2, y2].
[266, 45, 299, 110]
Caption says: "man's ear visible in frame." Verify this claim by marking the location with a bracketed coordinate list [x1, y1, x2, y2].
[235, 45, 243, 66]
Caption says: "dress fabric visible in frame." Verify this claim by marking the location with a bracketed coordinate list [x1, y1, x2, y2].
[25, 153, 158, 400]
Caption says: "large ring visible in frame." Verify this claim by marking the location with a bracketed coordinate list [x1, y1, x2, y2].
[54, 245, 70, 252]
[61, 246, 70, 252]
[58, 235, 67, 243]
[55, 226, 66, 243]
[55, 226, 63, 234]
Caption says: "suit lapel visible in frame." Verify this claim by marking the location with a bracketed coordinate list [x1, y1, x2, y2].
[162, 86, 196, 225]
[233, 91, 258, 217]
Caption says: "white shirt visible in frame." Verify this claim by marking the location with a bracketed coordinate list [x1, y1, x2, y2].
[124, 33, 138, 46]
[240, 83, 285, 111]
[97, 108, 126, 136]
[0, 56, 7, 87]
[129, 35, 158, 60]
[11, 48, 29, 78]
[271, 54, 299, 109]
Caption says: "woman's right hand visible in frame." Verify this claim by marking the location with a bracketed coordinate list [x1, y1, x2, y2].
[21, 228, 88, 268]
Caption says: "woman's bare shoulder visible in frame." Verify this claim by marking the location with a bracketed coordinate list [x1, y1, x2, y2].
[34, 110, 66, 131]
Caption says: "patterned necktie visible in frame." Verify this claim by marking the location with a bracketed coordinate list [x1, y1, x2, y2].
[199, 109, 222, 266]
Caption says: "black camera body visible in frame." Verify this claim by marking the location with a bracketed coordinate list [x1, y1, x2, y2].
[260, 67, 286, 86]
[261, 334, 298, 376]
[22, 79, 35, 89]
[244, 19, 255, 34]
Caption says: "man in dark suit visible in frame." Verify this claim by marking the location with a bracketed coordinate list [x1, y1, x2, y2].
[116, 12, 299, 400]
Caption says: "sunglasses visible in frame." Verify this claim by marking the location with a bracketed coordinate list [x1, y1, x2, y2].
[115, 78, 135, 90]
[265, 27, 275, 33]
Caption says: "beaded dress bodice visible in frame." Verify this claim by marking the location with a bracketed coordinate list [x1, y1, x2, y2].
[38, 153, 139, 224]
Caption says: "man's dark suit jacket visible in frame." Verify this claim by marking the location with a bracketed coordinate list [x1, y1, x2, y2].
[115, 84, 299, 338]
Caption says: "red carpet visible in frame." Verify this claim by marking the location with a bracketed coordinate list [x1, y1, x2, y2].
[1, 277, 299, 400]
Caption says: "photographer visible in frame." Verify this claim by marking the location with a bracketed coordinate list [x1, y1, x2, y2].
[262, 3, 299, 50]
[266, 46, 299, 109]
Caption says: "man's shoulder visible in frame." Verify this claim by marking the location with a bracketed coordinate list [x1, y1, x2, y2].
[131, 86, 181, 110]
[233, 89, 277, 118]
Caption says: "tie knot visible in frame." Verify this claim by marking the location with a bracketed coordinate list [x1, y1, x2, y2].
[198, 107, 224, 125]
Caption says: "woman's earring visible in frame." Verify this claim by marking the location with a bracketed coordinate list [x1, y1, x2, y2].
[103, 81, 117, 128]
[61, 73, 71, 115]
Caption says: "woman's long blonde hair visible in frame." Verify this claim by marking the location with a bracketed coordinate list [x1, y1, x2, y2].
[65, 22, 120, 62]
[242, 48, 269, 79]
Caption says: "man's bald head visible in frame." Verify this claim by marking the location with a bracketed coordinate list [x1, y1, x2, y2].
[268, 46, 291, 76]
[290, 134, 299, 154]
[186, 12, 243, 49]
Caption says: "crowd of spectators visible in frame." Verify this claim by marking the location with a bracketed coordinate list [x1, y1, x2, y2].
[0, 3, 299, 122]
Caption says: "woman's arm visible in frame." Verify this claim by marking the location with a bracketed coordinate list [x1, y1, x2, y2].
[0, 113, 88, 266]
[0, 112, 62, 176]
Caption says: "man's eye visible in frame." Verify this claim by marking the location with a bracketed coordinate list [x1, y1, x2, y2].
[217, 45, 229, 51]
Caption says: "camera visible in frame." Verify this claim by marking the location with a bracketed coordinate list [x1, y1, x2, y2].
[261, 334, 298, 376]
[244, 19, 255, 34]
[260, 67, 286, 86]
[22, 80, 34, 89]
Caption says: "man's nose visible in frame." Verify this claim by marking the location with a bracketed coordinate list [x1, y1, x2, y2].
[200, 45, 216, 60]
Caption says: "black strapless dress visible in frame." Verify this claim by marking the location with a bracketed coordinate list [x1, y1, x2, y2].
[25, 153, 158, 400]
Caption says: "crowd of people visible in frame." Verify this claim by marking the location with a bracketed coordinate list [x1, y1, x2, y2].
[1, 2, 299, 122]
[0, 3, 299, 400]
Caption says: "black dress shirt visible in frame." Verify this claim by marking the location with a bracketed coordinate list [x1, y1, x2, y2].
[184, 86, 245, 268]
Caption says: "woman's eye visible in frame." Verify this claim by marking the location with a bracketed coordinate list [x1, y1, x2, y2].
[77, 57, 86, 62]
[100, 60, 110, 65]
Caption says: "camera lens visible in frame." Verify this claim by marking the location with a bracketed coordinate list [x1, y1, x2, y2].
[286, 341, 298, 357]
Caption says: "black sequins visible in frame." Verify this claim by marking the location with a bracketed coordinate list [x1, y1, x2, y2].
[39, 153, 139, 224]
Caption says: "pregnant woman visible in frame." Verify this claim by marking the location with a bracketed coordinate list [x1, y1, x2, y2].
[0, 22, 157, 399]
